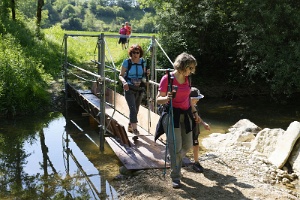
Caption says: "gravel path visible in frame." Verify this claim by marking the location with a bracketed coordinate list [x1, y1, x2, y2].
[113, 148, 299, 200]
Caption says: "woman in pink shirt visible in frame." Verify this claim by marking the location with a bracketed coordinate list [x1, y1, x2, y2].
[119, 24, 127, 50]
[156, 52, 201, 189]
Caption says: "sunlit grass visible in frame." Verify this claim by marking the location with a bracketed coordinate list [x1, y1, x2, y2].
[43, 26, 155, 91]
[44, 27, 154, 68]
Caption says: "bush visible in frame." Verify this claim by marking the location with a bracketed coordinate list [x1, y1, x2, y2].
[61, 17, 83, 30]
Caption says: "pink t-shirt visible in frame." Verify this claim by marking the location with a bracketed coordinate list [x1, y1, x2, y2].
[159, 73, 191, 110]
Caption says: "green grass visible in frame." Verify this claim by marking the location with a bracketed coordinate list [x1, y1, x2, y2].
[43, 27, 155, 91]
[44, 28, 154, 68]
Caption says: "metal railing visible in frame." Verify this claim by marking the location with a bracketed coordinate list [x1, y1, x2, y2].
[63, 33, 174, 151]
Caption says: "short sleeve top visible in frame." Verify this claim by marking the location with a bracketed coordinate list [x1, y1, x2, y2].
[159, 73, 191, 110]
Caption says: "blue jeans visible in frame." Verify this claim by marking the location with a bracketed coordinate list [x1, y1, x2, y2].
[162, 113, 193, 181]
[124, 89, 144, 123]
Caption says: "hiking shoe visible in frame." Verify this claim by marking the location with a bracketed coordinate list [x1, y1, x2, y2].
[127, 123, 133, 133]
[172, 180, 181, 189]
[133, 129, 140, 135]
[193, 162, 204, 173]
[132, 129, 139, 141]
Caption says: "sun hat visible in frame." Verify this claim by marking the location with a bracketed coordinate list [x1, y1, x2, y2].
[190, 87, 204, 99]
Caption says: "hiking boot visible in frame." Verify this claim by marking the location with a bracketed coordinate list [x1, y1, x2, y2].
[172, 180, 181, 189]
[193, 162, 204, 173]
[127, 123, 133, 133]
[132, 129, 139, 141]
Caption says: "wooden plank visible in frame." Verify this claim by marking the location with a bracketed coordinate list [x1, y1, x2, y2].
[67, 84, 130, 145]
[67, 83, 172, 169]
[105, 135, 170, 170]
[105, 88, 166, 142]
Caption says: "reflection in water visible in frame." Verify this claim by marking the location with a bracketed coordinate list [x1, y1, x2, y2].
[0, 112, 119, 199]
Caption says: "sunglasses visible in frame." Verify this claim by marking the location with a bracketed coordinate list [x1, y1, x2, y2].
[132, 51, 140, 54]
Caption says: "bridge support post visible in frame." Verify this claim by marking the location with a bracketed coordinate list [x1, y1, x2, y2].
[64, 34, 68, 114]
[98, 33, 106, 152]
[151, 35, 157, 112]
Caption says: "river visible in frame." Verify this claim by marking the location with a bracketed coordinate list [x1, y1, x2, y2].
[0, 97, 299, 199]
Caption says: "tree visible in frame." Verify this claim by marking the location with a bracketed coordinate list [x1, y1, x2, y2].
[18, 0, 37, 19]
[11, 0, 16, 20]
[140, 0, 300, 97]
[61, 4, 77, 19]
[37, 0, 45, 26]
[61, 17, 83, 30]
[236, 0, 300, 96]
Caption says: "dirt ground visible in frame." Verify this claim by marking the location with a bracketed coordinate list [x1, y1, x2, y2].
[113, 149, 300, 200]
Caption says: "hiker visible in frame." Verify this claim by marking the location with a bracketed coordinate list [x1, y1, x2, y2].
[125, 22, 132, 48]
[190, 87, 210, 173]
[119, 44, 149, 141]
[119, 24, 127, 50]
[156, 52, 200, 188]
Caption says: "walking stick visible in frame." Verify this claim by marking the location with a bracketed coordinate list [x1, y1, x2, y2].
[163, 69, 177, 176]
[146, 58, 151, 133]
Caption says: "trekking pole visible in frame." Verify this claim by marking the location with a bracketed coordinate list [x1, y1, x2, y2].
[163, 69, 177, 176]
[144, 41, 153, 134]
[146, 58, 151, 133]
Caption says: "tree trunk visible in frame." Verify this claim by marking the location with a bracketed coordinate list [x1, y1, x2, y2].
[36, 0, 44, 26]
[11, 0, 15, 20]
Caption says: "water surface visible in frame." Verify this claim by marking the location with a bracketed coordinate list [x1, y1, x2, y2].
[1, 96, 299, 199]
[0, 112, 120, 200]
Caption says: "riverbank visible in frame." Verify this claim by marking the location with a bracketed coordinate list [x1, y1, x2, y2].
[113, 147, 299, 200]
[112, 119, 300, 200]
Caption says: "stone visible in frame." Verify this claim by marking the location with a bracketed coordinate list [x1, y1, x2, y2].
[268, 121, 300, 169]
[228, 119, 261, 133]
[250, 128, 285, 157]
[288, 132, 300, 176]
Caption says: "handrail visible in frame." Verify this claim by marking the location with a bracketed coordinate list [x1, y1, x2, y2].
[67, 62, 101, 79]
[67, 62, 118, 84]
[155, 39, 174, 67]
[64, 33, 175, 152]
[65, 33, 152, 39]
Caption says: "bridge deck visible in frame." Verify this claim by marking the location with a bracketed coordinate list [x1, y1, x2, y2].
[67, 83, 171, 170]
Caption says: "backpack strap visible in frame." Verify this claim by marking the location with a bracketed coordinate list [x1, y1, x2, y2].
[188, 75, 191, 88]
[124, 59, 132, 81]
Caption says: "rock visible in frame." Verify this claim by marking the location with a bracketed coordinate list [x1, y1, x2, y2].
[268, 121, 300, 168]
[289, 134, 300, 176]
[202, 119, 258, 151]
[250, 128, 285, 157]
[228, 119, 261, 133]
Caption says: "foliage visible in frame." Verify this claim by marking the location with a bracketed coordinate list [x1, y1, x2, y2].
[0, 33, 51, 117]
[0, 16, 63, 118]
[61, 17, 83, 30]
[139, 0, 300, 97]
[236, 0, 300, 97]
[61, 4, 78, 19]
[131, 13, 157, 33]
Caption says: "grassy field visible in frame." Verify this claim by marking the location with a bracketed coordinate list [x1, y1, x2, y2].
[44, 27, 154, 68]
[43, 27, 156, 90]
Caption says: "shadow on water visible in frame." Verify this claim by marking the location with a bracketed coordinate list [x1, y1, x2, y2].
[196, 96, 300, 151]
[0, 111, 121, 200]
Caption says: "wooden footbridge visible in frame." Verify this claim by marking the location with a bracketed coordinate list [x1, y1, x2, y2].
[63, 33, 175, 170]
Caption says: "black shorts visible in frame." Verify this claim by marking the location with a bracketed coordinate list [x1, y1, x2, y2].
[119, 37, 126, 44]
